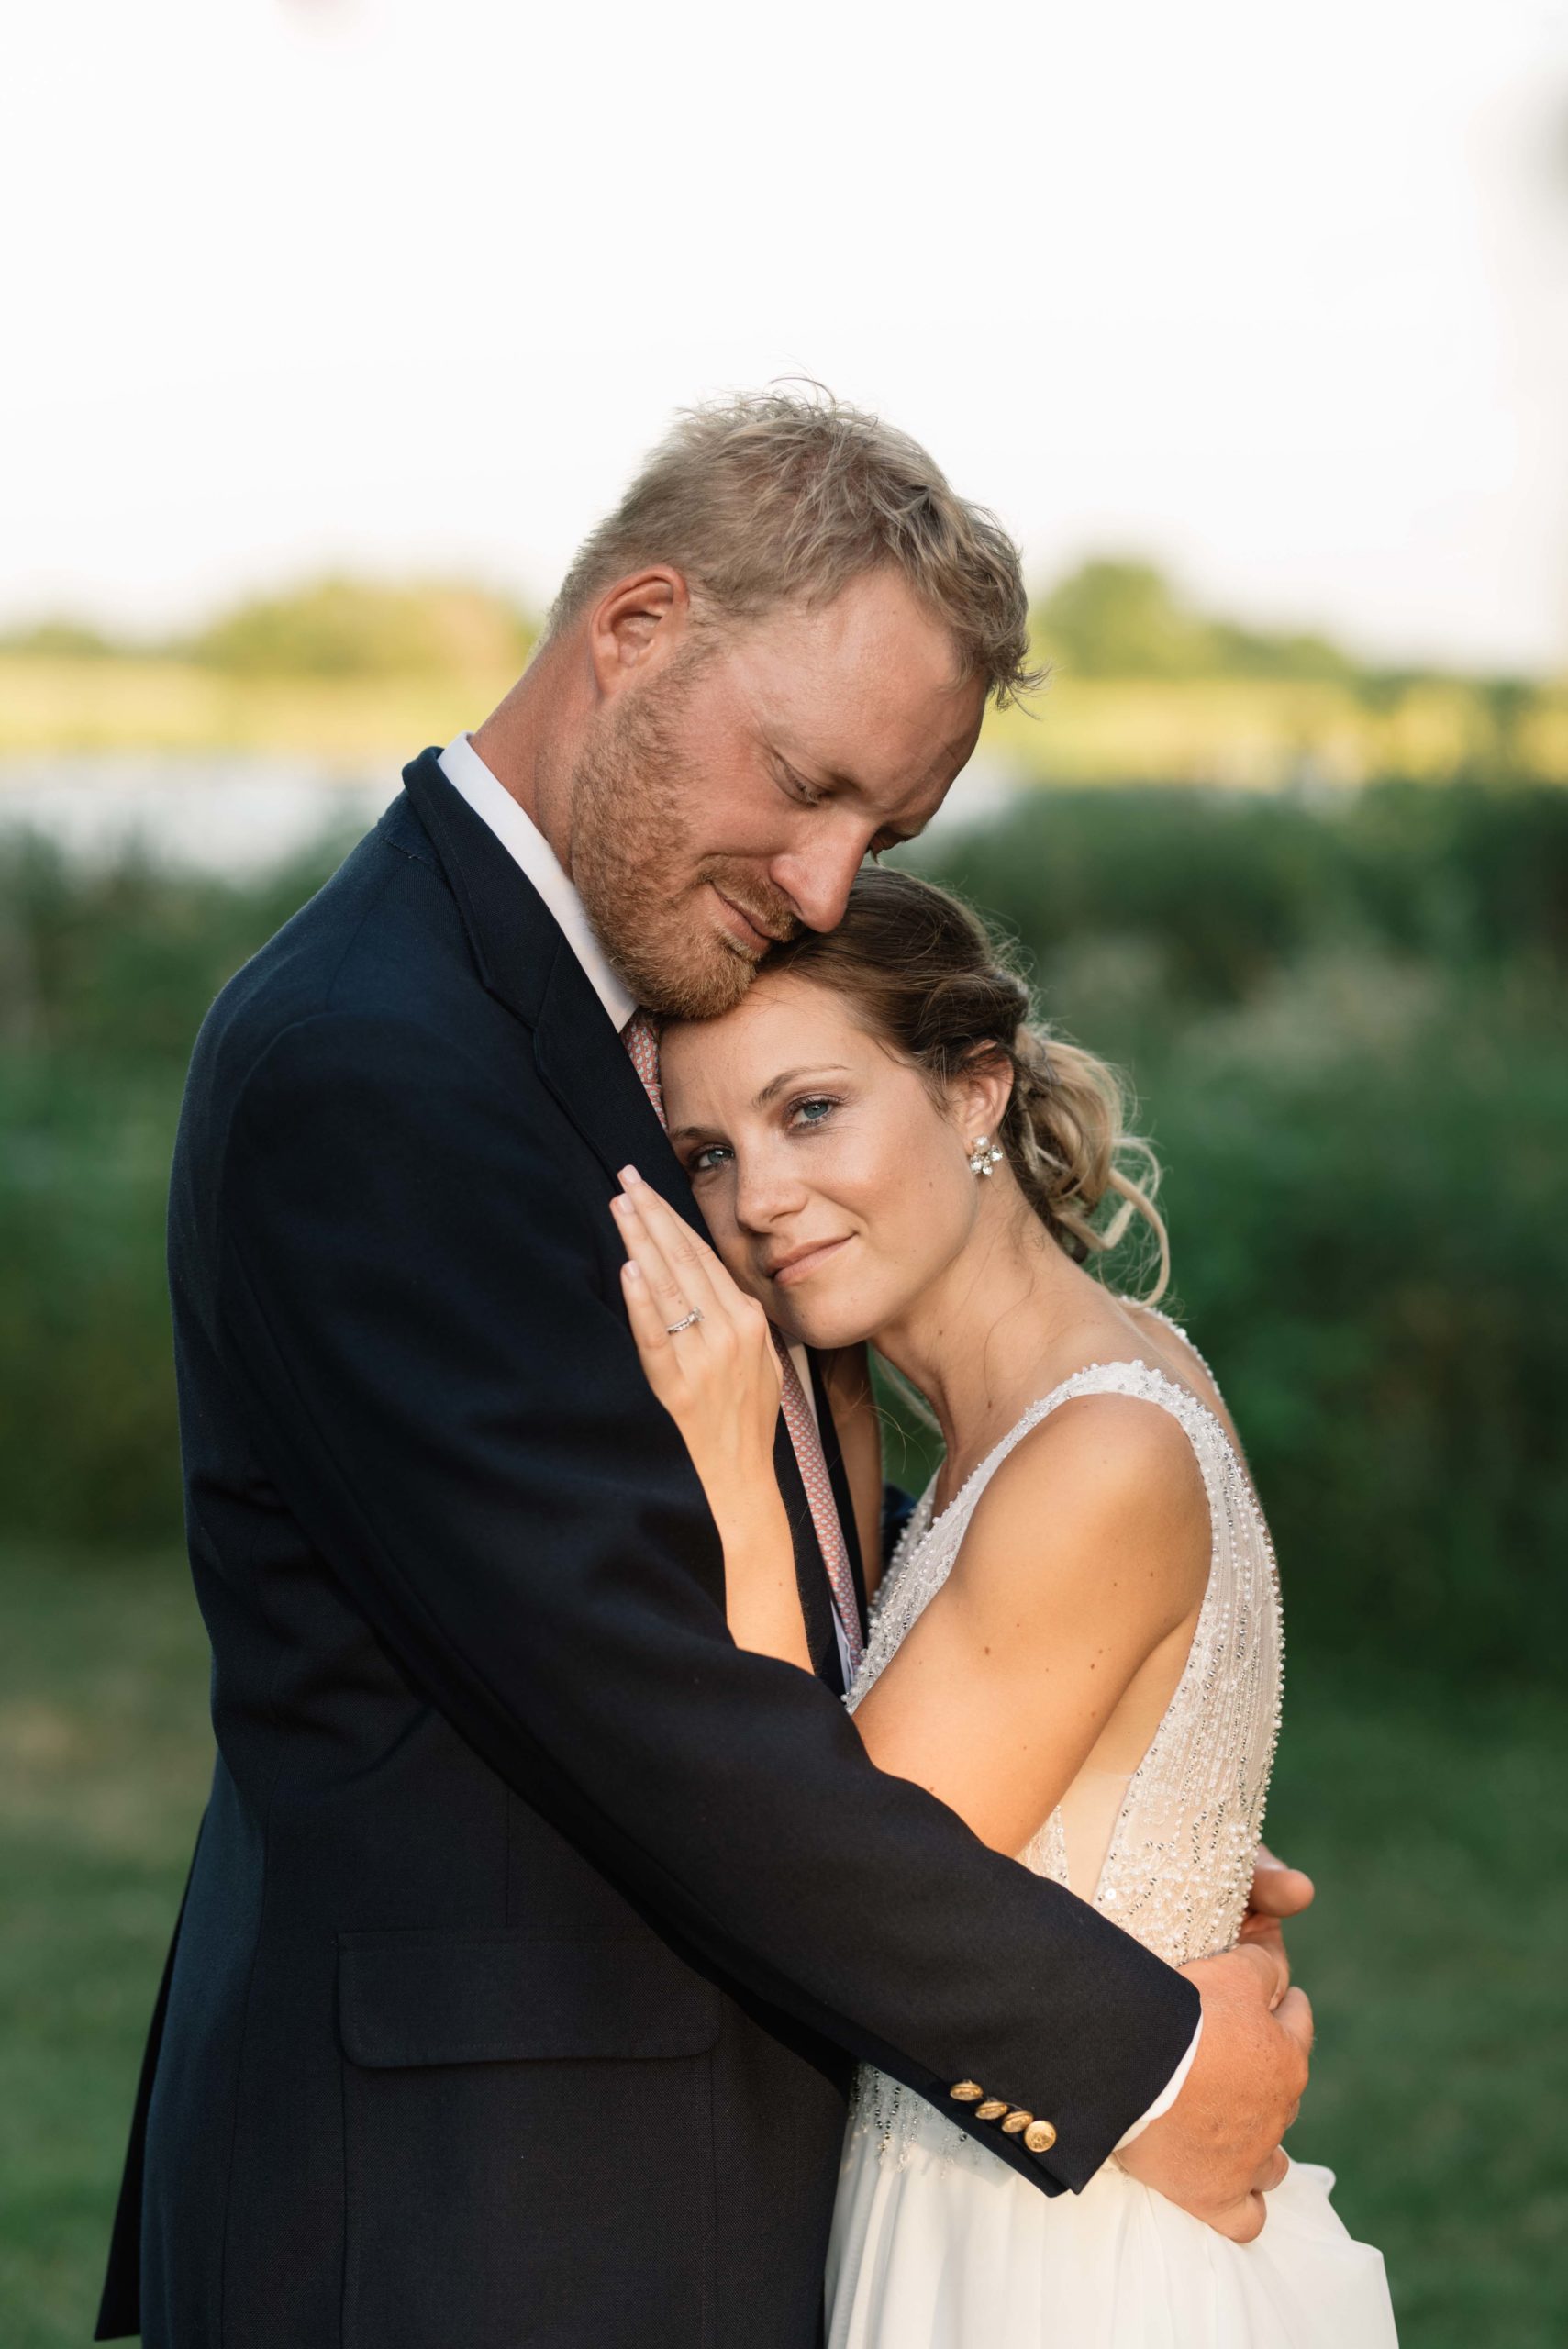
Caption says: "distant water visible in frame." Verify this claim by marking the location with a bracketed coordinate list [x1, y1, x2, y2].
[0, 754, 395, 874]
[0, 749, 1021, 875]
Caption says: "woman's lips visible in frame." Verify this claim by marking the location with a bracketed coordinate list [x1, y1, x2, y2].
[769, 1236, 851, 1289]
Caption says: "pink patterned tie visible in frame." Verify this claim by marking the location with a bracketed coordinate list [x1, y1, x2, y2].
[622, 1008, 863, 1675]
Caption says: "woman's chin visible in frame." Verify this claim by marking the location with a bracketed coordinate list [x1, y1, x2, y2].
[769, 1301, 877, 1355]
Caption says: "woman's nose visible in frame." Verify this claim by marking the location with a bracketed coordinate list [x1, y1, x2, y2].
[733, 1150, 808, 1232]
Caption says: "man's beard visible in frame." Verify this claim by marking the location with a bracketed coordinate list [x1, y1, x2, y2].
[571, 663, 798, 1020]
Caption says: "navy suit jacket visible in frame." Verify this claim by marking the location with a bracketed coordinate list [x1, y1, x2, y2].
[95, 750, 1197, 2349]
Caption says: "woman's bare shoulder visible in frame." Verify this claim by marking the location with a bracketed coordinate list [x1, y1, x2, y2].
[954, 1386, 1209, 1637]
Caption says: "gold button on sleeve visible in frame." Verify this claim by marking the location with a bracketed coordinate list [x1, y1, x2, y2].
[999, 2109, 1033, 2135]
[948, 2080, 984, 2104]
[974, 2099, 1008, 2121]
[1023, 2119, 1058, 2154]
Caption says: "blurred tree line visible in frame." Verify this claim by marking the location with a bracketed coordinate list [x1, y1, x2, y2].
[1, 559, 1554, 710]
[8, 562, 1562, 780]
[1037, 559, 1362, 681]
[1, 780, 1562, 1690]
[1, 578, 537, 681]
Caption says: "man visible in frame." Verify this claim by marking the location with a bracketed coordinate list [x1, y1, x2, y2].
[98, 390, 1312, 2348]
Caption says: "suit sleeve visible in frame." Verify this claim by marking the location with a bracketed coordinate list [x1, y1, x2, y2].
[215, 1008, 1199, 2193]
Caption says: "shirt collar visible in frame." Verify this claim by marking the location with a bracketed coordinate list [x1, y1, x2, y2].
[437, 732, 638, 1034]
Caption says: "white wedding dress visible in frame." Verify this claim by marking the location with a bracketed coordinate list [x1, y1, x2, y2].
[826, 1332, 1397, 2347]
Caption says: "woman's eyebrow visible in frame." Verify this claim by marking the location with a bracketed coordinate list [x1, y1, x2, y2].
[668, 1065, 851, 1144]
[752, 1063, 851, 1109]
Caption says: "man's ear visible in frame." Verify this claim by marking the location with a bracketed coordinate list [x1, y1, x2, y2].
[952, 1046, 1015, 1152]
[586, 568, 691, 696]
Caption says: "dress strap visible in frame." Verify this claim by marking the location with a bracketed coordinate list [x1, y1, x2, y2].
[940, 1357, 1216, 1534]
[851, 1358, 1237, 1712]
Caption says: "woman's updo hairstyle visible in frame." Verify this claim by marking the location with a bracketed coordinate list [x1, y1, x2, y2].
[767, 867, 1169, 1299]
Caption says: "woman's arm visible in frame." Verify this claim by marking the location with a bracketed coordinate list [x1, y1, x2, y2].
[613, 1172, 812, 1671]
[851, 1397, 1210, 1856]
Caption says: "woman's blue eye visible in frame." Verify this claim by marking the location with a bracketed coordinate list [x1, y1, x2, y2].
[789, 1097, 837, 1130]
[689, 1142, 734, 1175]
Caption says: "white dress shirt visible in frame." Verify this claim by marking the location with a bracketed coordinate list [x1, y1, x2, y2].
[435, 731, 1199, 2143]
[439, 730, 637, 1032]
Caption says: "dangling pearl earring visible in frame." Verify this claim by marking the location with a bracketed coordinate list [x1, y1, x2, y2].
[968, 1134, 1004, 1177]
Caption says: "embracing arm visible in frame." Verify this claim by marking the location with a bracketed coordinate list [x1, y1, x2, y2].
[216, 1010, 1196, 2200]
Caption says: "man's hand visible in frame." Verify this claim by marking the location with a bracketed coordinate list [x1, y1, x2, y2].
[1237, 1843, 1315, 1984]
[1116, 1936, 1313, 2242]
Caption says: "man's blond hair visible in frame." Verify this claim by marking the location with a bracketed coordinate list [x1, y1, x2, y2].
[549, 385, 1041, 707]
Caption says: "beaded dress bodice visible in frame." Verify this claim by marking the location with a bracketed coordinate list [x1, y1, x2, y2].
[844, 1339, 1284, 2165]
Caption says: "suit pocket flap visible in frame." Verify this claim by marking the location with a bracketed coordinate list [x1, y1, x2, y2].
[338, 1927, 723, 2067]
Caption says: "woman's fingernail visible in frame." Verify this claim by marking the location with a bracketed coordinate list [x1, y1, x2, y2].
[619, 1164, 643, 1185]
[623, 1261, 642, 1282]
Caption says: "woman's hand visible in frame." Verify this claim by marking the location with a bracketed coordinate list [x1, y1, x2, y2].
[612, 1168, 810, 1670]
[612, 1166, 782, 1508]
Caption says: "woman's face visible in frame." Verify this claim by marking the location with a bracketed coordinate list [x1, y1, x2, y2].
[659, 971, 993, 1350]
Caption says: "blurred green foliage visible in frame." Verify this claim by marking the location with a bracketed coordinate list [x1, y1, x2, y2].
[0, 831, 363, 1542]
[1, 782, 1563, 1690]
[185, 575, 537, 679]
[0, 577, 536, 680]
[6, 564, 1562, 780]
[0, 618, 121, 661]
[1036, 558, 1361, 682]
[5, 556, 1550, 707]
[898, 784, 1568, 1684]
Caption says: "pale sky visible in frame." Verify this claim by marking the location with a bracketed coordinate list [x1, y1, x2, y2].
[6, 0, 1568, 670]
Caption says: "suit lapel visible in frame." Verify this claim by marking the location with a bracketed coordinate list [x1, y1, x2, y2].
[401, 747, 690, 1218]
[531, 946, 695, 1222]
[398, 745, 847, 1694]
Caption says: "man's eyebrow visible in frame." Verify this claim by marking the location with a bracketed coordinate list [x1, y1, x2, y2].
[753, 1063, 851, 1109]
[798, 731, 974, 807]
[783, 760, 927, 844]
[773, 748, 856, 795]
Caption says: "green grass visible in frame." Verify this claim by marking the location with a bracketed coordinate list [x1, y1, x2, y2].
[0, 1549, 211, 2347]
[1264, 1670, 1568, 2343]
[1, 1548, 1561, 2345]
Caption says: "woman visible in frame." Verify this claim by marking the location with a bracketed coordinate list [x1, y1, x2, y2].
[610, 867, 1396, 2347]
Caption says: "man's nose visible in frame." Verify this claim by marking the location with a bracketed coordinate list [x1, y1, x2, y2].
[769, 828, 868, 934]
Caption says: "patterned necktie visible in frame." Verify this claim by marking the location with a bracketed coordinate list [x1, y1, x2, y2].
[622, 1008, 863, 1675]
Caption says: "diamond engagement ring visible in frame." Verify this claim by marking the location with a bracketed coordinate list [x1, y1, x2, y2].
[664, 1309, 704, 1336]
